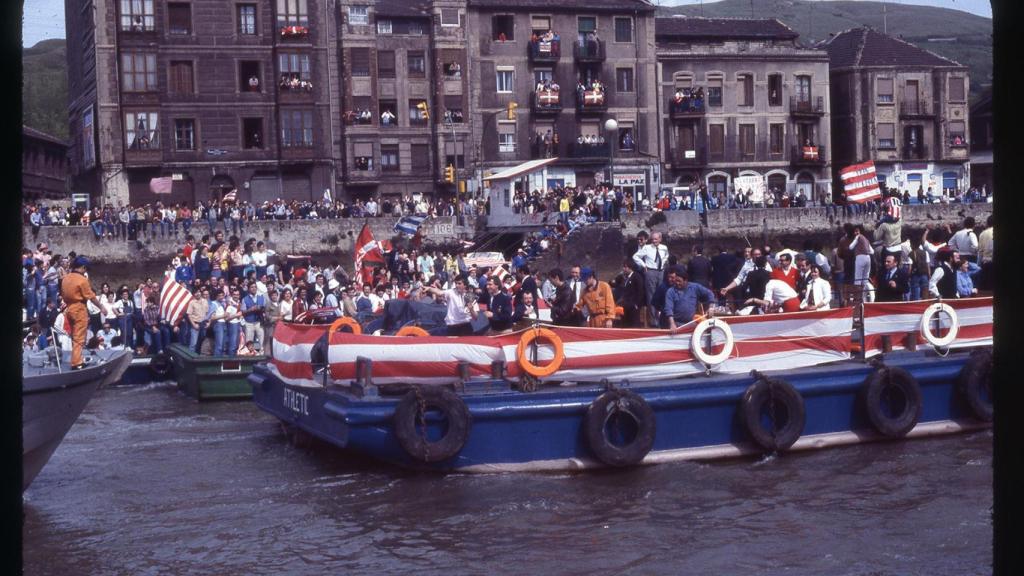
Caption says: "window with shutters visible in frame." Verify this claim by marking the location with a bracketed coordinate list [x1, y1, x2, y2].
[381, 144, 400, 171]
[498, 121, 516, 152]
[278, 0, 309, 27]
[616, 68, 634, 93]
[444, 95, 464, 124]
[120, 0, 155, 31]
[167, 3, 191, 35]
[126, 111, 159, 149]
[614, 17, 632, 43]
[948, 120, 966, 145]
[238, 4, 257, 35]
[281, 110, 313, 147]
[949, 76, 965, 102]
[348, 5, 368, 26]
[168, 61, 194, 94]
[121, 52, 157, 92]
[243, 118, 264, 149]
[877, 123, 895, 149]
[769, 124, 784, 155]
[440, 8, 460, 27]
[353, 142, 374, 170]
[707, 75, 723, 107]
[350, 48, 370, 77]
[737, 74, 754, 107]
[411, 144, 430, 171]
[408, 51, 425, 78]
[531, 16, 551, 35]
[378, 51, 396, 78]
[877, 77, 894, 103]
[709, 124, 724, 158]
[768, 74, 782, 106]
[739, 124, 755, 157]
[496, 67, 514, 93]
[174, 119, 195, 150]
[445, 141, 465, 168]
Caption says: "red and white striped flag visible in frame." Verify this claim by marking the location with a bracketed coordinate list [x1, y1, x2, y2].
[885, 196, 902, 220]
[840, 161, 882, 204]
[353, 223, 384, 283]
[222, 189, 238, 203]
[159, 277, 193, 325]
[150, 176, 173, 195]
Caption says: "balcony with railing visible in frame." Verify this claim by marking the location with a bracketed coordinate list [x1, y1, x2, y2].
[903, 144, 930, 160]
[672, 145, 706, 168]
[343, 109, 374, 126]
[669, 93, 706, 120]
[899, 99, 935, 118]
[530, 139, 561, 160]
[278, 23, 310, 40]
[574, 39, 605, 62]
[531, 90, 562, 115]
[528, 37, 561, 64]
[575, 87, 607, 114]
[789, 96, 825, 116]
[568, 140, 610, 159]
[790, 144, 826, 166]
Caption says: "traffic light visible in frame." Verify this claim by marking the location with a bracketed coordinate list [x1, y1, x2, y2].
[416, 101, 429, 121]
[507, 101, 518, 121]
[444, 164, 455, 183]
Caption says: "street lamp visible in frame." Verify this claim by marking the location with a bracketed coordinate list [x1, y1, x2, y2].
[604, 118, 618, 192]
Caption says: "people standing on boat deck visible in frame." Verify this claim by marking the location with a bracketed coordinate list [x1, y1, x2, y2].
[956, 258, 979, 298]
[59, 257, 104, 370]
[710, 246, 737, 306]
[686, 246, 712, 289]
[800, 265, 832, 311]
[947, 217, 979, 263]
[576, 272, 616, 328]
[875, 211, 903, 267]
[719, 247, 770, 305]
[186, 286, 211, 353]
[976, 215, 993, 291]
[512, 290, 539, 328]
[649, 267, 679, 329]
[849, 225, 874, 301]
[632, 231, 670, 325]
[745, 277, 801, 313]
[547, 268, 583, 327]
[241, 282, 266, 352]
[424, 274, 479, 336]
[770, 252, 798, 290]
[613, 259, 645, 328]
[513, 265, 539, 307]
[928, 248, 959, 299]
[740, 255, 772, 314]
[665, 268, 715, 333]
[876, 254, 909, 302]
[142, 295, 170, 354]
[483, 277, 514, 334]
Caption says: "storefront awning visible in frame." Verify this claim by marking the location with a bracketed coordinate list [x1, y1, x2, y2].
[482, 158, 559, 182]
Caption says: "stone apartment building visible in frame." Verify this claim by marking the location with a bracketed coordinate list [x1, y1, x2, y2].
[822, 28, 971, 198]
[655, 16, 832, 203]
[23, 126, 71, 202]
[465, 0, 660, 201]
[66, 0, 338, 207]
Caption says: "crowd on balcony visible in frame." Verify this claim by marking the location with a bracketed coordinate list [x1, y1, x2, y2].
[529, 30, 561, 57]
[443, 62, 462, 78]
[534, 78, 562, 102]
[671, 87, 705, 113]
[533, 130, 559, 158]
[279, 75, 313, 92]
[578, 31, 602, 57]
[576, 78, 606, 106]
[344, 109, 374, 125]
[444, 109, 465, 123]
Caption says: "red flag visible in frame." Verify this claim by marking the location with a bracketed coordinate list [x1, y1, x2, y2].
[159, 277, 194, 325]
[354, 223, 384, 279]
[150, 176, 173, 195]
[840, 161, 882, 204]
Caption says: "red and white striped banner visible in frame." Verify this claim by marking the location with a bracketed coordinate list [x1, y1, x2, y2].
[159, 277, 193, 325]
[841, 161, 882, 204]
[269, 308, 853, 387]
[862, 297, 993, 357]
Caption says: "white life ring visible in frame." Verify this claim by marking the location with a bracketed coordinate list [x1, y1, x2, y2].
[921, 302, 959, 348]
[690, 318, 735, 366]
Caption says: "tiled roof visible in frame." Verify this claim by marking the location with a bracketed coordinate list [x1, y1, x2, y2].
[655, 16, 798, 40]
[820, 28, 963, 69]
[22, 125, 68, 147]
[375, 0, 431, 18]
[468, 0, 656, 13]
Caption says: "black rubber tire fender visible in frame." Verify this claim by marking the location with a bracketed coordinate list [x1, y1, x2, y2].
[583, 390, 657, 467]
[739, 377, 806, 452]
[862, 366, 922, 437]
[149, 352, 172, 379]
[309, 333, 329, 371]
[393, 386, 471, 463]
[958, 348, 993, 422]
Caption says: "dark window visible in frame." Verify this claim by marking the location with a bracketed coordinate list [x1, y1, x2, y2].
[169, 61, 194, 94]
[379, 100, 398, 126]
[240, 61, 261, 92]
[708, 85, 722, 107]
[352, 96, 374, 125]
[877, 77, 894, 103]
[243, 118, 264, 149]
[492, 15, 514, 41]
[353, 142, 373, 170]
[126, 112, 159, 149]
[768, 74, 782, 106]
[616, 68, 634, 93]
[739, 124, 755, 156]
[444, 95, 464, 124]
[445, 141, 465, 168]
[281, 110, 313, 147]
[738, 74, 753, 106]
[167, 3, 191, 35]
[238, 4, 257, 35]
[709, 124, 724, 157]
[877, 123, 895, 149]
[795, 75, 811, 103]
[578, 17, 596, 34]
[408, 51, 425, 78]
[614, 17, 632, 43]
[377, 50, 395, 78]
[949, 76, 965, 101]
[381, 145, 400, 171]
[121, 0, 156, 31]
[174, 119, 195, 150]
[618, 127, 635, 151]
[440, 8, 460, 27]
[350, 48, 370, 77]
[769, 124, 783, 155]
[411, 143, 430, 171]
[121, 52, 157, 92]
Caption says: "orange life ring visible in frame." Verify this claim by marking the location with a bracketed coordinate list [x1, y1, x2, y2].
[328, 316, 362, 336]
[396, 325, 430, 337]
[516, 328, 565, 378]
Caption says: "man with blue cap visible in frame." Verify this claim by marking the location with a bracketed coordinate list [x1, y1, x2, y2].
[59, 256, 103, 370]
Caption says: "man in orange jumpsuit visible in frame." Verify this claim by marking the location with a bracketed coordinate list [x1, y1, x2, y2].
[60, 256, 104, 369]
[576, 272, 617, 328]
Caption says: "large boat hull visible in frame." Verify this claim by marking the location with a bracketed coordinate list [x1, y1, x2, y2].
[249, 348, 990, 472]
[23, 350, 133, 490]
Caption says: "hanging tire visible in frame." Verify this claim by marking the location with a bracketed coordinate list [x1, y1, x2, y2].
[739, 377, 806, 451]
[958, 348, 993, 422]
[583, 390, 657, 467]
[393, 386, 471, 463]
[149, 352, 172, 379]
[862, 366, 922, 437]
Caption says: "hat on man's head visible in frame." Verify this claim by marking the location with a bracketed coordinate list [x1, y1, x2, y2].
[72, 256, 90, 269]
[328, 279, 340, 291]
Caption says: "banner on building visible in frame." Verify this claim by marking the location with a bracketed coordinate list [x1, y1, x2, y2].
[733, 175, 766, 203]
[840, 161, 882, 204]
[149, 176, 173, 195]
[613, 173, 645, 187]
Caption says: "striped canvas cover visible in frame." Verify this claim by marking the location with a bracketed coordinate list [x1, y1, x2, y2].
[861, 297, 993, 357]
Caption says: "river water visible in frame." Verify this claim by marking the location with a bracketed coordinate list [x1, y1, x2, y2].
[22, 380, 992, 575]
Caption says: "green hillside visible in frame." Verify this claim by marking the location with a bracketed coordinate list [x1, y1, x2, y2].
[660, 0, 992, 98]
[22, 38, 68, 141]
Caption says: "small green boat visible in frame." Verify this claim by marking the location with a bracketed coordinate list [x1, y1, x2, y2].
[167, 343, 264, 401]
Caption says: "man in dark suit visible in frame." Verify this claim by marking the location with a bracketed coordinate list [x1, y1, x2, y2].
[710, 247, 736, 305]
[876, 253, 909, 302]
[794, 253, 812, 301]
[548, 268, 582, 326]
[686, 246, 712, 289]
[613, 259, 646, 327]
[742, 256, 772, 313]
[514, 264, 539, 307]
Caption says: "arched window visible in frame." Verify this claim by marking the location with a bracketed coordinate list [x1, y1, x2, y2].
[767, 174, 787, 193]
[708, 174, 728, 197]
